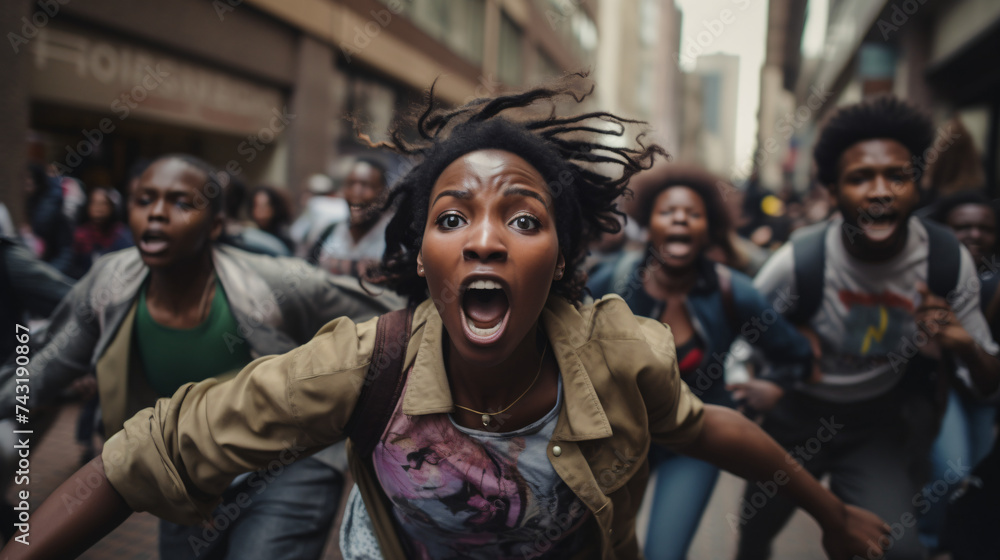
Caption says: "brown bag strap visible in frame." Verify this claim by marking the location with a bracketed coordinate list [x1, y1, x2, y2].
[345, 307, 414, 461]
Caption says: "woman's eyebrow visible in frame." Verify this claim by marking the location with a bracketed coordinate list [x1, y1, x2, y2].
[432, 189, 471, 205]
[503, 186, 549, 207]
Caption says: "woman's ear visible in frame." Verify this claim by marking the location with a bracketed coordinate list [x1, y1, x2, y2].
[416, 251, 425, 277]
[554, 253, 566, 280]
[209, 213, 224, 242]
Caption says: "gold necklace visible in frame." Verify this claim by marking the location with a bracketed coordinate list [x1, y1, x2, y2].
[454, 342, 548, 428]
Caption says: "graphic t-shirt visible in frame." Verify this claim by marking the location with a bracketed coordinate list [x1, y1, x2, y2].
[754, 216, 999, 402]
[369, 374, 590, 559]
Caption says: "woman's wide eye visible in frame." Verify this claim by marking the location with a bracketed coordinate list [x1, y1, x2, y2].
[437, 213, 465, 229]
[511, 215, 539, 231]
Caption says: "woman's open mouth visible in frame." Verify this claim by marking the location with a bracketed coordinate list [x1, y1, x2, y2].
[138, 232, 169, 255]
[662, 234, 694, 259]
[459, 279, 511, 345]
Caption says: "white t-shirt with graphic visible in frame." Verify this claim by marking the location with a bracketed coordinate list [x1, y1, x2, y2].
[341, 374, 590, 560]
[754, 216, 998, 403]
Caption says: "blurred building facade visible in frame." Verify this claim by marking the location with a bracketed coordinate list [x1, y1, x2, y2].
[1, 0, 603, 223]
[757, 0, 1000, 196]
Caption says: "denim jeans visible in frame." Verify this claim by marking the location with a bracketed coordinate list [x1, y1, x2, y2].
[643, 445, 720, 560]
[736, 388, 935, 560]
[159, 456, 344, 560]
[918, 390, 996, 550]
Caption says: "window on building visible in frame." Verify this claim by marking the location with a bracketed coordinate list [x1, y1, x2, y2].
[701, 72, 721, 135]
[543, 0, 596, 63]
[392, 0, 485, 65]
[639, 0, 658, 47]
[498, 13, 523, 86]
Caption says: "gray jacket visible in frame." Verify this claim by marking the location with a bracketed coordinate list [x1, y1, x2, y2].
[0, 244, 403, 418]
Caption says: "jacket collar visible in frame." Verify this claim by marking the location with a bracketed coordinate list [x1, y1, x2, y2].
[401, 296, 614, 441]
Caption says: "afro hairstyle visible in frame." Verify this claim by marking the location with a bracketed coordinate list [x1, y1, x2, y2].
[813, 95, 934, 187]
[627, 163, 737, 262]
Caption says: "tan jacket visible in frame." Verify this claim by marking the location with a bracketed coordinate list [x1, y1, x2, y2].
[103, 295, 705, 559]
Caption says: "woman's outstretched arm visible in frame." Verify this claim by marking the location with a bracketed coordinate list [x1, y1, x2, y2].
[1, 456, 133, 560]
[674, 405, 891, 560]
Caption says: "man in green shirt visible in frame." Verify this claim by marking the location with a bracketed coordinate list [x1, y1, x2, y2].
[0, 154, 401, 559]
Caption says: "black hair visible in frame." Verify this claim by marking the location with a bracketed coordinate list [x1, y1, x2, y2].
[222, 173, 247, 219]
[77, 186, 125, 225]
[813, 95, 934, 187]
[250, 185, 293, 229]
[929, 190, 997, 225]
[628, 164, 737, 263]
[127, 158, 152, 184]
[363, 74, 665, 303]
[149, 154, 225, 216]
[352, 156, 389, 189]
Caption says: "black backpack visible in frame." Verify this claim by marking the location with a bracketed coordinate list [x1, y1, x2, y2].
[784, 217, 961, 325]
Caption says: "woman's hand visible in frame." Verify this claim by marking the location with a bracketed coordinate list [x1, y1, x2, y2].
[727, 379, 784, 414]
[820, 503, 891, 560]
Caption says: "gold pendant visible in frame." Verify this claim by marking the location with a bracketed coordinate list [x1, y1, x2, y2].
[481, 414, 491, 427]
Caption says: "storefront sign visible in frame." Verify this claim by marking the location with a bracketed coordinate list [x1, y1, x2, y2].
[30, 22, 285, 136]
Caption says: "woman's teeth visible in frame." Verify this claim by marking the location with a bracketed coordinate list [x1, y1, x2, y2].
[467, 279, 502, 290]
[466, 316, 503, 337]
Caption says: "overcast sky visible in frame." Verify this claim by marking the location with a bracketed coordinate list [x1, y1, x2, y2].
[673, 0, 828, 178]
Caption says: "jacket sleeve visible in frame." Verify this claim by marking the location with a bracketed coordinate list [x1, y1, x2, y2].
[266, 255, 403, 344]
[730, 270, 813, 390]
[0, 266, 99, 417]
[101, 314, 379, 524]
[635, 316, 706, 448]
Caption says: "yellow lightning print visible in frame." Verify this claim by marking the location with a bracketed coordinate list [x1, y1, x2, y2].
[860, 305, 888, 355]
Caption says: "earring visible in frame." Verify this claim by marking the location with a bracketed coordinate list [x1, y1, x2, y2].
[418, 266, 425, 276]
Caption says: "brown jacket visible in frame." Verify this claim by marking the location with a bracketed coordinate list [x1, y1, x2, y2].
[103, 295, 705, 559]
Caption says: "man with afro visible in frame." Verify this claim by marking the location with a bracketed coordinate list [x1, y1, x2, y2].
[737, 96, 1000, 560]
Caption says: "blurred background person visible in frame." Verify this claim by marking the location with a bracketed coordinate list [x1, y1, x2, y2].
[918, 118, 986, 215]
[24, 163, 74, 274]
[218, 171, 291, 257]
[290, 173, 349, 255]
[588, 164, 813, 560]
[250, 185, 295, 254]
[919, 190, 999, 554]
[68, 186, 133, 280]
[0, 154, 400, 558]
[307, 157, 392, 278]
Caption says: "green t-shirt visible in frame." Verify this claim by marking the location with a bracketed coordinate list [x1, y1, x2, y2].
[135, 278, 252, 397]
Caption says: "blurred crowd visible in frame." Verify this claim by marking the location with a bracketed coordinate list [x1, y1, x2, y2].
[1, 92, 997, 560]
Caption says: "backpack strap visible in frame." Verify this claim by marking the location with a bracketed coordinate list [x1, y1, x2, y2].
[714, 263, 741, 334]
[920, 217, 962, 299]
[787, 222, 830, 325]
[345, 307, 414, 461]
[307, 222, 338, 266]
